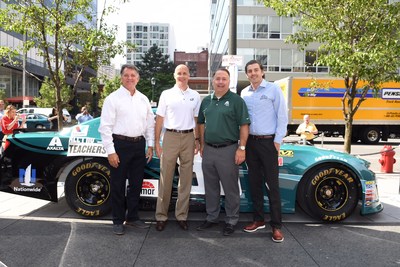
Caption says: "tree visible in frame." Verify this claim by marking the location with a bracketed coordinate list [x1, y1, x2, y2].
[262, 0, 400, 153]
[0, 0, 128, 130]
[136, 44, 175, 103]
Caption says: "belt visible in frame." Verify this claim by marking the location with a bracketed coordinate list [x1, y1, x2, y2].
[166, 128, 193, 133]
[249, 134, 275, 140]
[112, 134, 144, 143]
[206, 140, 237, 148]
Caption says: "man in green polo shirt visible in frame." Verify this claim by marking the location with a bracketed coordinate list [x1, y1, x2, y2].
[196, 68, 250, 236]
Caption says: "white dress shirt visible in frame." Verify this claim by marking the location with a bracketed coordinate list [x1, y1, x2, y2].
[99, 86, 155, 155]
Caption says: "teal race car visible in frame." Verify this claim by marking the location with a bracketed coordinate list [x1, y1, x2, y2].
[0, 118, 383, 222]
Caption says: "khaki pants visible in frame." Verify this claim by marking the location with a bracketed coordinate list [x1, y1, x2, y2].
[155, 131, 195, 221]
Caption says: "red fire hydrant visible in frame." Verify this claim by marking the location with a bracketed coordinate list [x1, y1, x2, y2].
[379, 145, 396, 173]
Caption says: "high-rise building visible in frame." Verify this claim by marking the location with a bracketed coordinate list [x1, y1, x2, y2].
[209, 0, 330, 90]
[126, 22, 171, 66]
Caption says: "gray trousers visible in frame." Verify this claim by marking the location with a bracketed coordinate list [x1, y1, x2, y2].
[201, 144, 240, 225]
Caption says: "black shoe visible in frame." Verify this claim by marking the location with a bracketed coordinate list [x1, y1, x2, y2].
[196, 220, 218, 231]
[156, 221, 167, 231]
[113, 224, 125, 235]
[177, 220, 189, 230]
[223, 223, 235, 236]
[125, 220, 150, 229]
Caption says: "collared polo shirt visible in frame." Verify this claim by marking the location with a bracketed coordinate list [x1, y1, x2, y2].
[198, 90, 250, 144]
[156, 85, 200, 130]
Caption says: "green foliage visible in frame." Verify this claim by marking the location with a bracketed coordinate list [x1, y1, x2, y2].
[262, 0, 400, 152]
[0, 0, 127, 129]
[35, 75, 73, 109]
[135, 44, 175, 103]
[98, 76, 121, 108]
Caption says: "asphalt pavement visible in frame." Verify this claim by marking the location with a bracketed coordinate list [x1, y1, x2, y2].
[0, 137, 400, 266]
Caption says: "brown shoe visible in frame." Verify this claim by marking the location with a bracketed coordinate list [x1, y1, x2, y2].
[243, 221, 265, 233]
[156, 221, 167, 231]
[272, 228, 284, 243]
[177, 220, 188, 230]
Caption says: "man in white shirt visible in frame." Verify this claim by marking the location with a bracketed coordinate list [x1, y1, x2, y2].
[99, 64, 155, 235]
[154, 64, 201, 231]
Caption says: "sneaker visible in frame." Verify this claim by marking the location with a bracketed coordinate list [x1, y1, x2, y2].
[113, 224, 125, 235]
[125, 220, 150, 229]
[272, 228, 284, 243]
[223, 223, 235, 236]
[196, 220, 218, 231]
[243, 221, 265, 233]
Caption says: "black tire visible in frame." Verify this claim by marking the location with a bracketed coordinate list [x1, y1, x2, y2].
[296, 164, 359, 222]
[361, 126, 380, 144]
[65, 159, 111, 217]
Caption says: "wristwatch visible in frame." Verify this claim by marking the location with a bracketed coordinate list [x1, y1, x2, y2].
[239, 145, 246, 151]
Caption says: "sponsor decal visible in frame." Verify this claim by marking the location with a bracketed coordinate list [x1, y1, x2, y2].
[71, 125, 89, 137]
[311, 168, 354, 186]
[382, 88, 400, 100]
[314, 155, 348, 162]
[298, 87, 379, 98]
[279, 150, 294, 157]
[47, 137, 64, 151]
[278, 157, 283, 166]
[364, 180, 379, 206]
[140, 179, 158, 197]
[322, 213, 346, 222]
[67, 137, 107, 157]
[12, 164, 42, 192]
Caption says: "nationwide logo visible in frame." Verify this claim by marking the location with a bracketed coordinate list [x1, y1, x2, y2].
[12, 164, 42, 192]
[140, 180, 158, 197]
[47, 137, 64, 151]
[71, 125, 89, 137]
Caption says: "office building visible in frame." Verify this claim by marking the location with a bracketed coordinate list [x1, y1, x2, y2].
[209, 0, 329, 90]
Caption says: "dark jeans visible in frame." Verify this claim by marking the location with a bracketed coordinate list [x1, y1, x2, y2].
[110, 138, 146, 225]
[246, 138, 282, 229]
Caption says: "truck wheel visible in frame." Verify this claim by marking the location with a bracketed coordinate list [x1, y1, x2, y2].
[361, 127, 380, 144]
[65, 159, 111, 217]
[296, 164, 359, 222]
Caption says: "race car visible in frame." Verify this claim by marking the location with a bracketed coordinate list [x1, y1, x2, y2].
[0, 118, 383, 222]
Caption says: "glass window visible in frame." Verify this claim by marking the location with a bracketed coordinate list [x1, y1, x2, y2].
[237, 48, 254, 71]
[256, 16, 268, 39]
[255, 48, 268, 66]
[305, 50, 317, 72]
[281, 50, 292, 72]
[293, 50, 304, 72]
[269, 17, 280, 39]
[281, 17, 293, 39]
[268, 49, 280, 71]
[238, 16, 254, 39]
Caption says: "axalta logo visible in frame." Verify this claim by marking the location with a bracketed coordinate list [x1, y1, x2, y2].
[47, 137, 64, 151]
[382, 88, 400, 99]
[140, 179, 158, 197]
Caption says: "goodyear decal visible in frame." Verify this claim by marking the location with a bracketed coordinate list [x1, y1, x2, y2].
[279, 150, 294, 157]
[68, 137, 107, 157]
[315, 155, 348, 162]
[141, 179, 158, 197]
[311, 168, 354, 186]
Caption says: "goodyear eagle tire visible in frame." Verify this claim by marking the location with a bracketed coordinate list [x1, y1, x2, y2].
[297, 164, 359, 222]
[65, 159, 111, 217]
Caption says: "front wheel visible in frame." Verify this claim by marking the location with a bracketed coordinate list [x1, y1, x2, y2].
[65, 159, 111, 217]
[297, 164, 359, 222]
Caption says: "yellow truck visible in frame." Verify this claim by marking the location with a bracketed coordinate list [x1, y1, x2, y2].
[275, 76, 400, 144]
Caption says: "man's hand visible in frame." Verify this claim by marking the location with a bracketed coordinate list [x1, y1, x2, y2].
[108, 153, 120, 168]
[146, 147, 153, 163]
[155, 142, 162, 158]
[235, 149, 246, 165]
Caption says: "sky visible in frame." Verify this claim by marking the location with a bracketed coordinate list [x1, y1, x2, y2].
[98, 0, 211, 67]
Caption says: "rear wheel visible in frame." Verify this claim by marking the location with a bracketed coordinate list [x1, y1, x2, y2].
[297, 164, 359, 222]
[65, 159, 111, 217]
[361, 127, 380, 144]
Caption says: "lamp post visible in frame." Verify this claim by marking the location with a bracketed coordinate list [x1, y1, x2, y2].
[151, 77, 156, 104]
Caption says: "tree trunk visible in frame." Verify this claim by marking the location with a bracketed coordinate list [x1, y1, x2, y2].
[343, 117, 353, 154]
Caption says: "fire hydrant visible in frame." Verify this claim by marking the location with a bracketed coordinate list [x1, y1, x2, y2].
[379, 145, 396, 173]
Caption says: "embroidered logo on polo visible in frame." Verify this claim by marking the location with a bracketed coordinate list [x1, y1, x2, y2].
[260, 95, 269, 100]
[224, 101, 230, 107]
